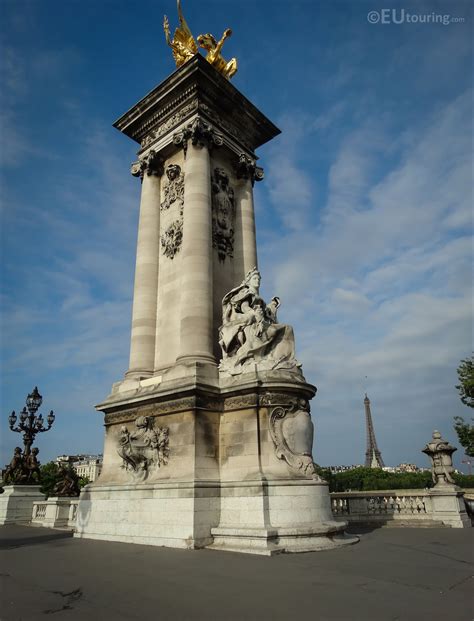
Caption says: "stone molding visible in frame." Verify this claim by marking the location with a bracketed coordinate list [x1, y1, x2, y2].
[140, 96, 199, 149]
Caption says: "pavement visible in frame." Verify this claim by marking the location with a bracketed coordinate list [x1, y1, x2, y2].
[0, 525, 472, 621]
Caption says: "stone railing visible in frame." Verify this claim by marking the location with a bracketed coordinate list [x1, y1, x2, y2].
[33, 502, 47, 520]
[331, 488, 470, 528]
[31, 497, 79, 530]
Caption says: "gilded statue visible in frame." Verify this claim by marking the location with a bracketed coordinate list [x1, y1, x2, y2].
[163, 0, 198, 67]
[197, 30, 237, 80]
[163, 0, 238, 80]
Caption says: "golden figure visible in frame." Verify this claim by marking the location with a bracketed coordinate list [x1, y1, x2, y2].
[197, 30, 238, 80]
[163, 0, 198, 67]
[163, 0, 238, 80]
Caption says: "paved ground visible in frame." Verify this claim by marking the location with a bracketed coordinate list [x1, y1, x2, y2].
[0, 525, 472, 621]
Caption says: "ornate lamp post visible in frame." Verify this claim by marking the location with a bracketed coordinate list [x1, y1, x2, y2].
[8, 387, 55, 455]
[3, 387, 56, 485]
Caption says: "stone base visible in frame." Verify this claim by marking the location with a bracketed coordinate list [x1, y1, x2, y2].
[429, 486, 471, 528]
[209, 525, 356, 555]
[74, 481, 221, 548]
[208, 479, 358, 555]
[74, 479, 358, 554]
[80, 376, 357, 554]
[0, 485, 45, 525]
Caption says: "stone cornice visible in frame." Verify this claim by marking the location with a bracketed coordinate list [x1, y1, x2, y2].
[113, 54, 280, 154]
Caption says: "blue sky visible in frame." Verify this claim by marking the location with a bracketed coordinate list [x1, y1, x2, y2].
[1, 0, 472, 470]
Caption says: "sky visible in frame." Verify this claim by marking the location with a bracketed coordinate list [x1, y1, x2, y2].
[0, 0, 472, 471]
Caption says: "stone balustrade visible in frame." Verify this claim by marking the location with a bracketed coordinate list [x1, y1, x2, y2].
[31, 497, 79, 529]
[33, 502, 47, 520]
[330, 488, 470, 528]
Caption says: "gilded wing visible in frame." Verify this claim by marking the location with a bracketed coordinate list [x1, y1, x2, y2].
[163, 0, 198, 66]
[176, 0, 198, 54]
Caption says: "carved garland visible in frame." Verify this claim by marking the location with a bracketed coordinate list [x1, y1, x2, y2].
[160, 164, 185, 259]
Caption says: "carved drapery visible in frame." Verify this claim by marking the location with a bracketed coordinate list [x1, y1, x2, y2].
[117, 415, 169, 480]
[211, 167, 235, 262]
[268, 399, 322, 480]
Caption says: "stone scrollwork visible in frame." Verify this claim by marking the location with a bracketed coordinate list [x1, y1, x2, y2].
[161, 164, 184, 212]
[218, 268, 303, 377]
[235, 154, 264, 186]
[268, 399, 322, 480]
[161, 219, 183, 259]
[173, 117, 223, 157]
[130, 150, 164, 180]
[117, 416, 169, 480]
[211, 167, 235, 262]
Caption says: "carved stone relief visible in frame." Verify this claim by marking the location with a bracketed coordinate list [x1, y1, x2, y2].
[211, 167, 235, 262]
[160, 164, 184, 259]
[161, 164, 184, 212]
[117, 415, 169, 480]
[268, 399, 322, 480]
[141, 99, 199, 148]
[161, 219, 183, 259]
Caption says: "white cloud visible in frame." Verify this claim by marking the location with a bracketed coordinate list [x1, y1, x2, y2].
[259, 89, 472, 466]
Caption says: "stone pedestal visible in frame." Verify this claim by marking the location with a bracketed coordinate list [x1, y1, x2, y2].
[429, 487, 471, 528]
[75, 373, 356, 552]
[75, 55, 355, 554]
[0, 485, 45, 525]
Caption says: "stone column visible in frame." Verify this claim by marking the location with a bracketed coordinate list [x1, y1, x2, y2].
[175, 121, 218, 365]
[126, 152, 163, 379]
[234, 155, 263, 280]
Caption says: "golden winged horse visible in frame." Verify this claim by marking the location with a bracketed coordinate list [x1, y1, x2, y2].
[163, 0, 238, 80]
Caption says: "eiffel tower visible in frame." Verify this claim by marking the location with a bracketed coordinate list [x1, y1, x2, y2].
[364, 394, 385, 468]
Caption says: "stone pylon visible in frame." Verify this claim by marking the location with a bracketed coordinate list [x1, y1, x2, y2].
[74, 55, 356, 554]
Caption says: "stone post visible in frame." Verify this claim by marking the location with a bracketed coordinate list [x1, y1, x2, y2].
[126, 152, 162, 379]
[176, 122, 216, 365]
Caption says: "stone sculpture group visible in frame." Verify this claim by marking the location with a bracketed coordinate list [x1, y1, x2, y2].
[219, 268, 302, 376]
